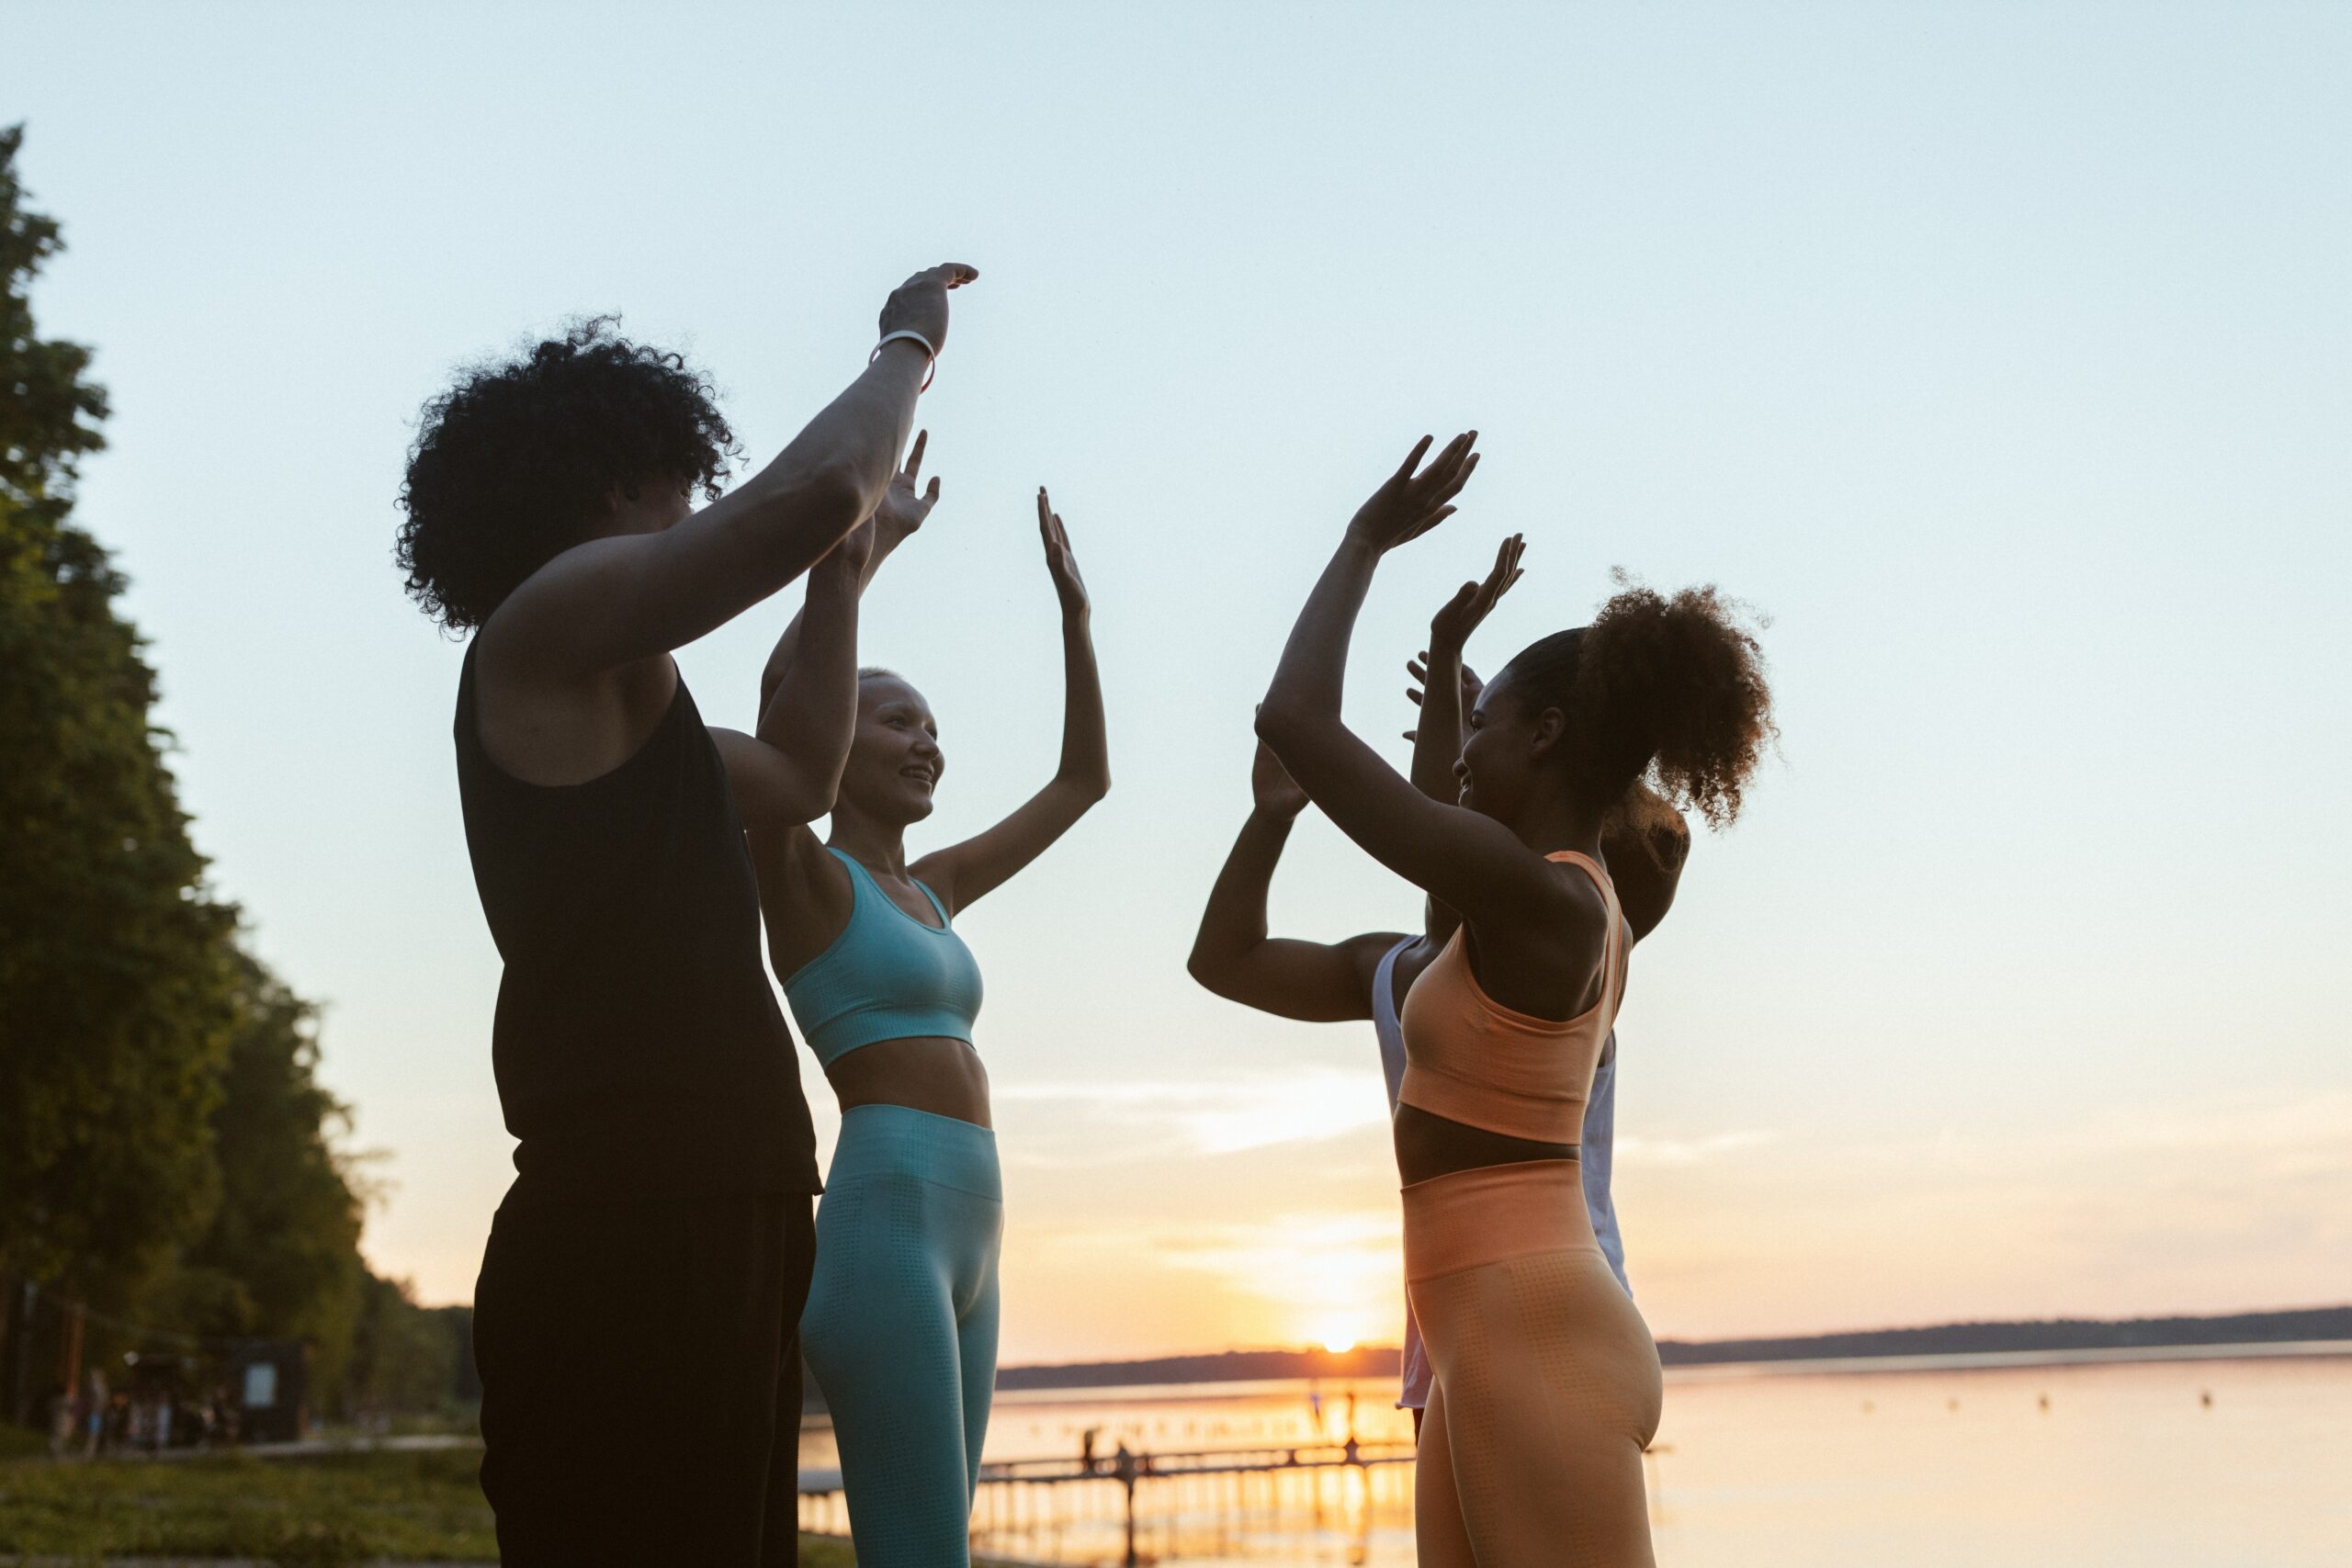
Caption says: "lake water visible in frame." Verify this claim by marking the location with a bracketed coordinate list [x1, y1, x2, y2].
[800, 1344, 2352, 1565]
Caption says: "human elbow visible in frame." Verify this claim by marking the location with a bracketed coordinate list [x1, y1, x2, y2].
[769, 757, 844, 828]
[1254, 698, 1311, 755]
[1184, 942, 1237, 998]
[762, 457, 868, 556]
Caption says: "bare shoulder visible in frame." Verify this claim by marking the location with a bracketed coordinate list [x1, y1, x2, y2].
[470, 599, 678, 786]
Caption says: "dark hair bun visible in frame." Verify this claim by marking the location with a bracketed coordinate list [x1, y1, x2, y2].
[1577, 578, 1774, 829]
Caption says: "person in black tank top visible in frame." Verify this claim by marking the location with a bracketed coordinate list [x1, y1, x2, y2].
[455, 641, 812, 1193]
[399, 266, 977, 1566]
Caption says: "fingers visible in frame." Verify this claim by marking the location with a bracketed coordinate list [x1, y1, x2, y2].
[924, 476, 942, 503]
[1479, 536, 1525, 606]
[1486, 533, 1516, 580]
[1393, 434, 1435, 483]
[904, 429, 928, 483]
[1406, 688, 1424, 706]
[1037, 487, 1073, 562]
[1403, 504, 1457, 543]
[1419, 431, 1477, 491]
[910, 262, 979, 288]
[1430, 449, 1481, 508]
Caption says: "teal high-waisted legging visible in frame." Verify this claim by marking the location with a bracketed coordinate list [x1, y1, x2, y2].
[802, 1103, 1003, 1566]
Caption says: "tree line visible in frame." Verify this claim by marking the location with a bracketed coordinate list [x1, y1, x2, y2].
[0, 123, 470, 1434]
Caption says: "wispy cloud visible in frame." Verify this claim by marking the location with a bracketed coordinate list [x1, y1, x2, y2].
[998, 1068, 1392, 1156]
[1615, 1129, 1783, 1166]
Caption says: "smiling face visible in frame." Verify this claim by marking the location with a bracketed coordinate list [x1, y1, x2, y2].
[839, 671, 944, 825]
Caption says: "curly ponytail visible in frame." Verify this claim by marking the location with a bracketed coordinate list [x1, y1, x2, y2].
[1500, 579, 1775, 829]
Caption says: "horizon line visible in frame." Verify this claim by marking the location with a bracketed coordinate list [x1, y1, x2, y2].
[991, 1301, 2352, 1373]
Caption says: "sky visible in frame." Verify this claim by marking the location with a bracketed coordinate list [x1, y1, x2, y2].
[6, 2, 2348, 1364]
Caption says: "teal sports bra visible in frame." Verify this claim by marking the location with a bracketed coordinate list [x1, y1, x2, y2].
[782, 848, 985, 1066]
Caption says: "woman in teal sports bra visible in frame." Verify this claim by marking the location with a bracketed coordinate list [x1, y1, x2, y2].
[744, 443, 1109, 1567]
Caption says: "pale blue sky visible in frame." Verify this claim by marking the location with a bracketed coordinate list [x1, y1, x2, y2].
[7, 3, 2347, 1358]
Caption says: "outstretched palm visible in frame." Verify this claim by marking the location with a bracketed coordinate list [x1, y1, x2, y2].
[1038, 486, 1090, 620]
[874, 429, 941, 548]
[1346, 432, 1481, 553]
[1430, 534, 1525, 651]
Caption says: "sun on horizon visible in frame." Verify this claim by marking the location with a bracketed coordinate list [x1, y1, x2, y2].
[1313, 1314, 1369, 1355]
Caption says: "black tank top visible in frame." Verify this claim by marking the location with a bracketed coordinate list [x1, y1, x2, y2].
[454, 645, 820, 1195]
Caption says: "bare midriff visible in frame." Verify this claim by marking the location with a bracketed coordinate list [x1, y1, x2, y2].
[824, 1035, 992, 1128]
[1394, 1102, 1577, 1188]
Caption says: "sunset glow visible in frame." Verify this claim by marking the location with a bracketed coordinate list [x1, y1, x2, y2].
[10, 2, 2342, 1379]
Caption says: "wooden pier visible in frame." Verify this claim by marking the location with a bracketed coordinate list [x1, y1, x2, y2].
[801, 1434, 1419, 1566]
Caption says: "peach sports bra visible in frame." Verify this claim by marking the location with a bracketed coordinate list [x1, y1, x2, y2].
[1396, 852, 1628, 1146]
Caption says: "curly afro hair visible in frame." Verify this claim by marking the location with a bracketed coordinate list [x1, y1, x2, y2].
[395, 317, 740, 631]
[1498, 578, 1776, 830]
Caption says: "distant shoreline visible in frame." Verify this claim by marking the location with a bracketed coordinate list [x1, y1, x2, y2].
[989, 1305, 2352, 1394]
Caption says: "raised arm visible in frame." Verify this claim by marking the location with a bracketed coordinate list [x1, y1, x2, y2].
[758, 431, 940, 713]
[1256, 434, 1566, 927]
[1403, 535, 1523, 944]
[1187, 740, 1406, 1021]
[1409, 535, 1522, 801]
[911, 489, 1110, 915]
[484, 265, 975, 682]
[707, 519, 872, 829]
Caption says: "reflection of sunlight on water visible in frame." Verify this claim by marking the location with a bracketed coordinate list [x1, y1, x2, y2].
[799, 1349, 2352, 1566]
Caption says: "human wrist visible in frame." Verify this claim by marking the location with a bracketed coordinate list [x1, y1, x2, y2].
[872, 331, 937, 389]
[811, 548, 862, 591]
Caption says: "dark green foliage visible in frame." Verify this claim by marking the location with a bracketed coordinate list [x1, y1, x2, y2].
[0, 123, 470, 1430]
[0, 122, 239, 1304]
[153, 952, 368, 1394]
[346, 1274, 469, 1418]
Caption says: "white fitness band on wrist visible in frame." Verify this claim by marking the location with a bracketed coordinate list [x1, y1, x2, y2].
[872, 329, 938, 391]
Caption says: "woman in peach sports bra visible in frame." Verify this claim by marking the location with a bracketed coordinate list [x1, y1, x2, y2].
[1256, 434, 1773, 1567]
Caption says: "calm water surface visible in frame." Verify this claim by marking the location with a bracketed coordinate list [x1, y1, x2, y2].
[801, 1347, 2352, 1565]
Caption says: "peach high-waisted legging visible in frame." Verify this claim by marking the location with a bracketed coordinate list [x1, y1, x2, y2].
[1405, 1158, 1662, 1567]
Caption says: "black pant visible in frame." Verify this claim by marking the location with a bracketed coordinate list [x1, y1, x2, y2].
[474, 1184, 817, 1566]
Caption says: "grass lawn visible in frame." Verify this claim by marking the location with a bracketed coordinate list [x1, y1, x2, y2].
[0, 1448, 878, 1565]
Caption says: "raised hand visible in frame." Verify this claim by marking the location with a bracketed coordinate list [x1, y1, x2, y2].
[1345, 432, 1481, 554]
[1037, 487, 1089, 621]
[873, 429, 942, 548]
[877, 262, 980, 354]
[1250, 737, 1310, 819]
[1430, 534, 1525, 652]
[1402, 656, 1484, 743]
